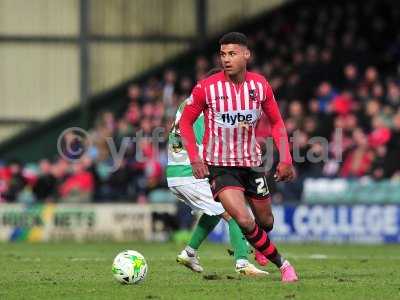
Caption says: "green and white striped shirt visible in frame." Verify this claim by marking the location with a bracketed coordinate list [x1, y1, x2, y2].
[166, 99, 207, 187]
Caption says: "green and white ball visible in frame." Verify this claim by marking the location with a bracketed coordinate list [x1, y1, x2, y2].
[112, 250, 148, 284]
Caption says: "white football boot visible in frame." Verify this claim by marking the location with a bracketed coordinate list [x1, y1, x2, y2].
[176, 250, 204, 273]
[235, 259, 269, 276]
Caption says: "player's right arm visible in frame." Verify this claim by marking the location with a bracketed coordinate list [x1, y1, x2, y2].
[261, 80, 295, 182]
[179, 83, 209, 179]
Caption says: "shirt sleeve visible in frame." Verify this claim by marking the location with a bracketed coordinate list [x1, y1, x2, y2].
[261, 80, 293, 165]
[179, 83, 206, 163]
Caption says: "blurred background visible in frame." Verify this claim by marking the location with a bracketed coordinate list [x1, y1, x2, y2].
[0, 0, 399, 243]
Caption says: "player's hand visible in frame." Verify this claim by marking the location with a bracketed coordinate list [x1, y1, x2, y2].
[191, 159, 209, 179]
[274, 162, 295, 182]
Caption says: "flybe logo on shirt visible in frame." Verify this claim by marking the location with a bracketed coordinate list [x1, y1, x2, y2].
[221, 112, 253, 125]
[217, 110, 259, 127]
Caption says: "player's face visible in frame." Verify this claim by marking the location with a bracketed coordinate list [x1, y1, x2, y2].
[220, 44, 250, 76]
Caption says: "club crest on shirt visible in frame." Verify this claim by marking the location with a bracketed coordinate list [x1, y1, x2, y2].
[248, 89, 259, 101]
[170, 124, 184, 153]
[239, 122, 250, 129]
[171, 135, 183, 153]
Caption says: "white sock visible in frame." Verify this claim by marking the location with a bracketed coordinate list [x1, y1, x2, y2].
[185, 246, 196, 257]
[235, 259, 249, 268]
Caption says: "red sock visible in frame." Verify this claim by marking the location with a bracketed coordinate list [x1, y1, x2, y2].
[244, 223, 278, 260]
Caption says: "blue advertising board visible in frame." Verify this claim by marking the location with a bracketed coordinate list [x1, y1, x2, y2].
[208, 204, 400, 244]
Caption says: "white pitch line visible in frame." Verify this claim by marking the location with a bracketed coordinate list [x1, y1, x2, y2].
[308, 254, 328, 259]
[13, 254, 394, 262]
[285, 253, 400, 260]
[68, 257, 107, 261]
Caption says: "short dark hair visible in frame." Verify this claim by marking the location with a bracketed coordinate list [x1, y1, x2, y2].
[219, 32, 248, 47]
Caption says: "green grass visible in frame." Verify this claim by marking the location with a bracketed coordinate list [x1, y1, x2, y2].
[0, 242, 399, 300]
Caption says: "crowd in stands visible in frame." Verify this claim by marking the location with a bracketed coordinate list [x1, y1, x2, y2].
[1, 0, 400, 203]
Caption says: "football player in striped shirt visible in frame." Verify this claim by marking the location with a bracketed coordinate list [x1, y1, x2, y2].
[179, 32, 298, 282]
[167, 90, 267, 276]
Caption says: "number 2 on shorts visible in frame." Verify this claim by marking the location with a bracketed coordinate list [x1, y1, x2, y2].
[255, 177, 268, 195]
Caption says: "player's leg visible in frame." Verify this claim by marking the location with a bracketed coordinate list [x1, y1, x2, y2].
[220, 211, 268, 276]
[215, 185, 297, 281]
[217, 188, 284, 270]
[171, 183, 222, 272]
[247, 197, 274, 232]
[176, 213, 220, 272]
[219, 190, 284, 266]
[220, 212, 248, 263]
[225, 207, 269, 267]
[215, 188, 275, 261]
[186, 213, 220, 254]
[247, 196, 273, 266]
[245, 170, 298, 282]
[208, 166, 276, 262]
[173, 180, 266, 275]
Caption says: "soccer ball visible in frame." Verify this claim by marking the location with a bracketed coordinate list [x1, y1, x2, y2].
[112, 250, 148, 284]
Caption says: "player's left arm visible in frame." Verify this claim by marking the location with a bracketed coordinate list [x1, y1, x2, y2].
[261, 80, 295, 182]
[179, 83, 209, 179]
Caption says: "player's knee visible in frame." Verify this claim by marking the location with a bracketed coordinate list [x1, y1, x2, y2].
[236, 215, 255, 232]
[260, 215, 274, 233]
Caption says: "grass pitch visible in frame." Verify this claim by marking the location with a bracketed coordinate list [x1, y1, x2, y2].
[0, 242, 399, 300]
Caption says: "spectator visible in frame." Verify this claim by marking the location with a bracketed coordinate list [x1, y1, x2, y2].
[330, 91, 354, 115]
[33, 159, 57, 202]
[4, 160, 26, 202]
[382, 113, 400, 177]
[340, 129, 374, 177]
[59, 160, 94, 202]
[386, 81, 400, 109]
[341, 63, 359, 90]
[368, 116, 391, 148]
[162, 70, 176, 108]
[316, 82, 338, 113]
[127, 84, 143, 104]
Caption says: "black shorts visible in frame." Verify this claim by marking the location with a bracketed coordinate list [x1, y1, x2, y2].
[207, 165, 270, 201]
